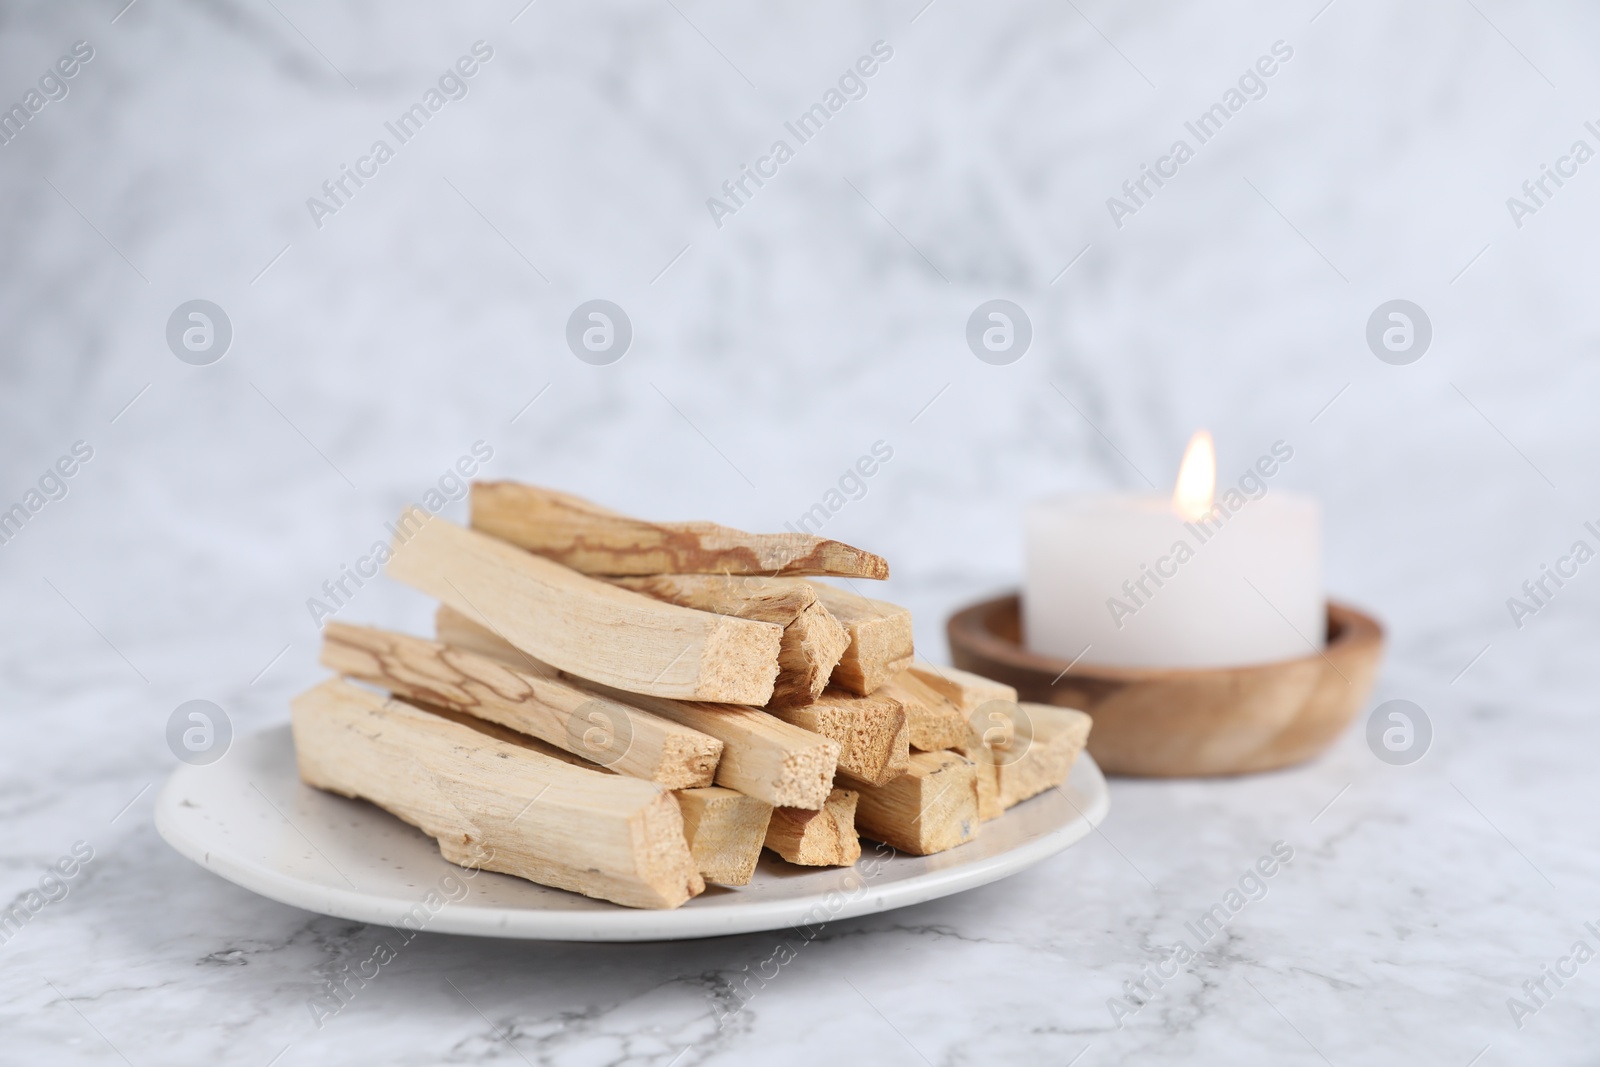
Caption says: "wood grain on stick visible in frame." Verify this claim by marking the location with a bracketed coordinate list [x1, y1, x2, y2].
[846, 750, 979, 856]
[878, 670, 971, 752]
[320, 622, 721, 789]
[571, 683, 841, 812]
[385, 514, 782, 704]
[435, 608, 841, 810]
[764, 787, 861, 867]
[435, 604, 528, 663]
[905, 663, 1018, 713]
[472, 481, 889, 579]
[765, 688, 908, 786]
[806, 583, 914, 695]
[613, 575, 849, 708]
[613, 574, 816, 623]
[290, 679, 704, 909]
[490, 710, 775, 887]
[675, 786, 773, 886]
[774, 601, 852, 707]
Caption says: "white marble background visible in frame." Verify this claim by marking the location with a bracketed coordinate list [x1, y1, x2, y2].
[2, 0, 1599, 1062]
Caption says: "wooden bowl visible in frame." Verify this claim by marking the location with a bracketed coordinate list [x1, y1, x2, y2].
[946, 594, 1384, 777]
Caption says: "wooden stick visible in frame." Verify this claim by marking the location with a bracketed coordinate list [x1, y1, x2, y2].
[764, 787, 860, 866]
[290, 679, 704, 909]
[922, 668, 1021, 820]
[613, 575, 849, 708]
[846, 750, 979, 856]
[472, 481, 889, 579]
[878, 671, 971, 752]
[570, 682, 841, 812]
[320, 622, 721, 789]
[435, 604, 527, 662]
[806, 583, 914, 696]
[676, 786, 773, 886]
[497, 711, 777, 887]
[774, 601, 852, 707]
[765, 688, 908, 786]
[436, 608, 840, 810]
[905, 663, 1016, 712]
[994, 704, 1093, 811]
[961, 743, 1003, 822]
[418, 699, 599, 766]
[956, 702, 1092, 819]
[319, 695, 778, 893]
[613, 574, 816, 622]
[385, 514, 782, 704]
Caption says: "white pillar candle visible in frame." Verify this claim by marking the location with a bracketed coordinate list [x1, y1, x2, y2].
[1023, 433, 1324, 669]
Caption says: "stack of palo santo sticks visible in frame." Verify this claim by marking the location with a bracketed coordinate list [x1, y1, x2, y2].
[290, 482, 1092, 909]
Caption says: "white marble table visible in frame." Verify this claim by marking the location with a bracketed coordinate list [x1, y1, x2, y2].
[3, 0, 1599, 1062]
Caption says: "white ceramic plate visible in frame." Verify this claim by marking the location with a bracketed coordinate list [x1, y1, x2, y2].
[155, 725, 1109, 942]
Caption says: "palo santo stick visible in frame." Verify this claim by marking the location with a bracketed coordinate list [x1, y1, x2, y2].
[420, 699, 601, 766]
[435, 607, 840, 810]
[613, 574, 816, 622]
[917, 665, 1024, 816]
[775, 601, 852, 707]
[958, 693, 1018, 819]
[386, 514, 782, 704]
[764, 787, 860, 866]
[994, 704, 1093, 811]
[956, 702, 1093, 819]
[320, 622, 721, 789]
[846, 750, 979, 856]
[357, 697, 750, 895]
[613, 575, 849, 708]
[290, 679, 703, 910]
[765, 688, 908, 786]
[806, 583, 913, 696]
[878, 671, 970, 752]
[472, 481, 889, 579]
[436, 604, 527, 662]
[676, 786, 773, 886]
[905, 664, 1017, 713]
[962, 744, 1003, 822]
[509, 718, 775, 886]
[569, 682, 840, 812]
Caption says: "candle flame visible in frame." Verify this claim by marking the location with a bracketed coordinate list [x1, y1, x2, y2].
[1172, 430, 1216, 522]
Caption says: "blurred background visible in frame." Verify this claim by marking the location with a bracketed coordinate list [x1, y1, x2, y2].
[4, 0, 1599, 1061]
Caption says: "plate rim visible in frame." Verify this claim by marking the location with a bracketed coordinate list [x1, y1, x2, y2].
[155, 725, 1110, 942]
